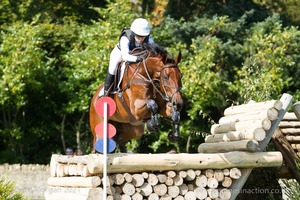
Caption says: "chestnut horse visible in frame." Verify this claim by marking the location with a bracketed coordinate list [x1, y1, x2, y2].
[89, 44, 183, 152]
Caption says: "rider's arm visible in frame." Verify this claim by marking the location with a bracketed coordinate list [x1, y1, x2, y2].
[148, 35, 155, 44]
[119, 36, 139, 62]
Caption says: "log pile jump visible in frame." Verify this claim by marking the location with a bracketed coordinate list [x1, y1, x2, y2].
[272, 101, 300, 183]
[44, 93, 293, 200]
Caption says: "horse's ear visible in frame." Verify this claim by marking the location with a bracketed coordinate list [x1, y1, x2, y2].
[162, 52, 168, 63]
[175, 51, 182, 64]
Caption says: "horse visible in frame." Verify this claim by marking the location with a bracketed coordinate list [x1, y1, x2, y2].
[89, 43, 183, 152]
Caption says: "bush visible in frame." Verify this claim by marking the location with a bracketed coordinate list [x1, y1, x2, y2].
[0, 177, 25, 200]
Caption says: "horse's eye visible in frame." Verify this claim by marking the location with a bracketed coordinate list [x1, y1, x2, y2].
[163, 74, 169, 80]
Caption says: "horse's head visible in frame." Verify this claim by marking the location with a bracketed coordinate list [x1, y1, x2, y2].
[159, 52, 183, 117]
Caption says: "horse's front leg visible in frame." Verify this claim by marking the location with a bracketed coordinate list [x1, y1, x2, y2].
[145, 99, 160, 133]
[168, 110, 181, 142]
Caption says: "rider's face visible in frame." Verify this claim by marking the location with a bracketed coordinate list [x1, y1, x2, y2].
[135, 35, 146, 44]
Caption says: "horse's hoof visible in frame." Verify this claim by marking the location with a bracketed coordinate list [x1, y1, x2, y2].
[168, 131, 180, 142]
[146, 120, 159, 133]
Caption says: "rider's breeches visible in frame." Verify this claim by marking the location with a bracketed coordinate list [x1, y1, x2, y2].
[108, 46, 123, 75]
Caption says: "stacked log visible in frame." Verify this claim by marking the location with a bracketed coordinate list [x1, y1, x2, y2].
[198, 100, 283, 153]
[45, 152, 283, 200]
[279, 112, 300, 157]
[45, 166, 243, 200]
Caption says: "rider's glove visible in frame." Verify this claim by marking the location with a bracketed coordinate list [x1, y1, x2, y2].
[136, 54, 147, 62]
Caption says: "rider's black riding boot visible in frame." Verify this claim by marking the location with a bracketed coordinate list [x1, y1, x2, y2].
[104, 73, 115, 96]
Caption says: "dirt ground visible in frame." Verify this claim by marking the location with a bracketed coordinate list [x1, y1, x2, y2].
[0, 164, 50, 200]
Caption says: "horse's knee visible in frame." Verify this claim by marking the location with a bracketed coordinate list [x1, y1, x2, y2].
[146, 99, 158, 114]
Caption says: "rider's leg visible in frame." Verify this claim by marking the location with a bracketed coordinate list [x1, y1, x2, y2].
[104, 46, 122, 96]
[103, 72, 115, 95]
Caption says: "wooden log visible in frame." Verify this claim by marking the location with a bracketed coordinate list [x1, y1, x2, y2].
[219, 188, 231, 200]
[194, 175, 207, 187]
[47, 176, 101, 188]
[122, 182, 135, 196]
[166, 170, 176, 178]
[279, 121, 300, 128]
[148, 193, 159, 200]
[224, 100, 283, 116]
[147, 173, 158, 185]
[161, 194, 172, 200]
[285, 135, 300, 142]
[213, 170, 224, 182]
[56, 155, 88, 164]
[113, 193, 122, 200]
[50, 154, 59, 177]
[153, 184, 168, 196]
[280, 128, 300, 135]
[132, 192, 143, 200]
[229, 167, 242, 179]
[139, 182, 153, 196]
[174, 196, 185, 200]
[107, 185, 116, 195]
[173, 175, 184, 186]
[207, 188, 218, 199]
[206, 128, 266, 142]
[211, 119, 271, 134]
[115, 186, 123, 194]
[142, 172, 148, 179]
[157, 174, 167, 183]
[184, 191, 197, 200]
[114, 174, 125, 185]
[194, 187, 207, 200]
[223, 169, 230, 176]
[121, 194, 131, 200]
[198, 140, 259, 153]
[291, 144, 300, 150]
[292, 101, 300, 121]
[87, 152, 283, 174]
[168, 185, 180, 198]
[44, 187, 102, 200]
[165, 177, 174, 186]
[282, 112, 298, 121]
[219, 108, 278, 123]
[82, 165, 91, 177]
[178, 170, 187, 178]
[207, 178, 218, 189]
[185, 169, 196, 181]
[124, 173, 133, 183]
[132, 174, 144, 187]
[56, 163, 66, 177]
[104, 175, 115, 186]
[204, 169, 214, 178]
[187, 184, 194, 191]
[195, 170, 201, 176]
[221, 177, 232, 188]
[179, 184, 188, 195]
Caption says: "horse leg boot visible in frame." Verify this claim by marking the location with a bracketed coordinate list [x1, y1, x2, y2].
[103, 72, 115, 96]
[168, 111, 181, 142]
[146, 99, 160, 133]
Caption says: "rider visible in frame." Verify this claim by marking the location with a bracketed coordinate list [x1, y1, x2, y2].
[101, 18, 155, 96]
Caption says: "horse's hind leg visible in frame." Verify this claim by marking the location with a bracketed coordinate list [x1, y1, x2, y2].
[146, 99, 160, 132]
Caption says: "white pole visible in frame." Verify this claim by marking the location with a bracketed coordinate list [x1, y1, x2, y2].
[103, 102, 108, 200]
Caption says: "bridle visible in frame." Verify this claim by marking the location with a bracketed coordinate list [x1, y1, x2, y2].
[142, 59, 182, 104]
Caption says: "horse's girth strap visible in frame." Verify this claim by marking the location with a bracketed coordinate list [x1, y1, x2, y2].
[117, 93, 137, 124]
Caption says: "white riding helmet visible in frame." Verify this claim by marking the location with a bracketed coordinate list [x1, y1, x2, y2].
[130, 18, 150, 36]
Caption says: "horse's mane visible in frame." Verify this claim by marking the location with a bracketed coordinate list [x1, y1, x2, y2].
[142, 43, 167, 57]
[142, 43, 176, 64]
